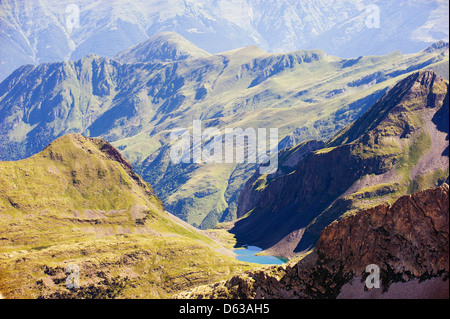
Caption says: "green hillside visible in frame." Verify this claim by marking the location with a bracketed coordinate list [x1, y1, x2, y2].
[0, 134, 253, 298]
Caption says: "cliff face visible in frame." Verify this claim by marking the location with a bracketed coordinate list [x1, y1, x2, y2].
[314, 183, 449, 289]
[231, 70, 449, 258]
[178, 184, 449, 299]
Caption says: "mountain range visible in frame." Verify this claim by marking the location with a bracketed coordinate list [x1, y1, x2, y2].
[1, 0, 448, 81]
[0, 31, 448, 229]
[0, 4, 449, 299]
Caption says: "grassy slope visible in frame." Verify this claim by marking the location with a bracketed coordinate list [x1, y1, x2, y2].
[0, 134, 254, 299]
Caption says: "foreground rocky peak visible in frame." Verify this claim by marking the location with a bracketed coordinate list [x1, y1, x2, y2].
[44, 134, 134, 171]
[178, 184, 449, 299]
[316, 183, 449, 282]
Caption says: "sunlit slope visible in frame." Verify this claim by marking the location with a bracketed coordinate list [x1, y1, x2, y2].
[0, 134, 253, 298]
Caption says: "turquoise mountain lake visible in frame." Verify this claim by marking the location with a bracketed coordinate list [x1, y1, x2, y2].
[233, 246, 286, 265]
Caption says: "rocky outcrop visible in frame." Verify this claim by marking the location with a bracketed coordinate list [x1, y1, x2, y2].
[177, 184, 449, 299]
[315, 183, 449, 286]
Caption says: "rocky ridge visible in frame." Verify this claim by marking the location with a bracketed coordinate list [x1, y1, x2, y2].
[230, 70, 449, 258]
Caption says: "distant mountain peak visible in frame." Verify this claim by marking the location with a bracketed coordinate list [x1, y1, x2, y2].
[423, 40, 449, 53]
[1, 0, 448, 81]
[114, 31, 212, 63]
